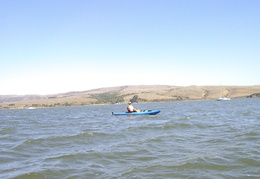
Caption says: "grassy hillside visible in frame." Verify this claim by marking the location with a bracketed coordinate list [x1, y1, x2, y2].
[0, 85, 259, 109]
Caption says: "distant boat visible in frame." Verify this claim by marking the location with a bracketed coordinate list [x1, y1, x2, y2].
[217, 83, 231, 101]
[27, 107, 36, 109]
[217, 96, 230, 101]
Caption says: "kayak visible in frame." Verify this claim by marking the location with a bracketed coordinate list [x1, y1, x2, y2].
[112, 110, 160, 116]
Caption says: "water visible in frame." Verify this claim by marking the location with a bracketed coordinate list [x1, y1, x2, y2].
[0, 98, 259, 178]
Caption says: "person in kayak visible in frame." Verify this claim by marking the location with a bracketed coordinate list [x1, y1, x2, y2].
[127, 102, 141, 112]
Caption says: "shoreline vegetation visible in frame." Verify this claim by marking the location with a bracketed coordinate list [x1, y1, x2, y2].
[0, 85, 260, 110]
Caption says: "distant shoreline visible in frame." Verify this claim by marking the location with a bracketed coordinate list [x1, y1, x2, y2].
[1, 85, 259, 110]
[0, 97, 255, 110]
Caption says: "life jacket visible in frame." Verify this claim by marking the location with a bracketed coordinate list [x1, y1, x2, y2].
[127, 105, 134, 112]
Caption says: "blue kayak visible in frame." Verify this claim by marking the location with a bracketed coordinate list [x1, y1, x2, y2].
[112, 110, 160, 116]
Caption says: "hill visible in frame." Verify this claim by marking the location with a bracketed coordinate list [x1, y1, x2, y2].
[0, 85, 260, 109]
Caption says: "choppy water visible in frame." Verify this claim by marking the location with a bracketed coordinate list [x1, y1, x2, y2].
[0, 98, 259, 178]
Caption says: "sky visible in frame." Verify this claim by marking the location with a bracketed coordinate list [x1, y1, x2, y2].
[0, 0, 259, 95]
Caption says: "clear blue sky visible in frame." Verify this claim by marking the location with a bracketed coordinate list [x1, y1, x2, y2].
[1, 0, 259, 95]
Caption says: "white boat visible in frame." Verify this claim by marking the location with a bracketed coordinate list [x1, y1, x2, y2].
[216, 83, 231, 101]
[217, 96, 230, 101]
[27, 107, 36, 109]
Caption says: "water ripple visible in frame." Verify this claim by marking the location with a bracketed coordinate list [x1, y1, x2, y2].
[0, 99, 259, 178]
